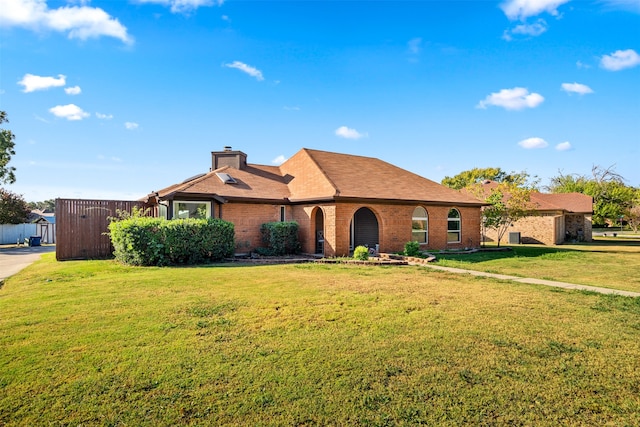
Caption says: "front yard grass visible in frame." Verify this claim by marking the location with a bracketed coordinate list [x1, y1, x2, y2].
[435, 237, 640, 293]
[1, 253, 639, 426]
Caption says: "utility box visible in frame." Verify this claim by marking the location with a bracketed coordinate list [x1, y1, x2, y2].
[508, 232, 521, 244]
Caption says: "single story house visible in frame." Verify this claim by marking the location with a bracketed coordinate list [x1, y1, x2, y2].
[477, 180, 593, 245]
[143, 147, 485, 256]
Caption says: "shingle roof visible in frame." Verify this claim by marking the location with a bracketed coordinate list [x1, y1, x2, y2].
[471, 180, 593, 213]
[153, 148, 485, 206]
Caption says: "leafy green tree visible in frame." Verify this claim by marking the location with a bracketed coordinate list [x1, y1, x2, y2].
[0, 111, 17, 185]
[442, 167, 537, 190]
[0, 188, 30, 224]
[467, 182, 535, 247]
[548, 166, 635, 226]
[624, 188, 640, 233]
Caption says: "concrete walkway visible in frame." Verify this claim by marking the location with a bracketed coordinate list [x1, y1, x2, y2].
[0, 245, 56, 282]
[417, 263, 640, 297]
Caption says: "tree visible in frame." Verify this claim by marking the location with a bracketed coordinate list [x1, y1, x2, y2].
[625, 188, 640, 233]
[547, 165, 635, 227]
[0, 111, 17, 185]
[467, 181, 536, 247]
[442, 167, 537, 190]
[0, 188, 30, 224]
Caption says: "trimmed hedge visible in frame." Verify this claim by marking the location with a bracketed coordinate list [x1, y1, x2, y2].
[108, 216, 235, 266]
[258, 221, 301, 256]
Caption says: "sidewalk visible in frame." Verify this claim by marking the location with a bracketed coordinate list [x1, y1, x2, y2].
[417, 263, 640, 298]
[0, 245, 56, 281]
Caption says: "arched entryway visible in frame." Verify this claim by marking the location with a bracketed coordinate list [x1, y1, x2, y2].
[350, 207, 379, 250]
[314, 207, 325, 254]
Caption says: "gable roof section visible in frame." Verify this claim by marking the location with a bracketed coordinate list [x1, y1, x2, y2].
[153, 148, 485, 206]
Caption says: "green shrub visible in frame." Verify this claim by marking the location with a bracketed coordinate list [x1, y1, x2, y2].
[259, 222, 301, 256]
[404, 241, 421, 257]
[353, 245, 369, 261]
[108, 217, 235, 266]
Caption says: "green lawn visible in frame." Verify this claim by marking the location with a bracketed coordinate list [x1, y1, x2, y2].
[436, 237, 640, 293]
[1, 253, 639, 426]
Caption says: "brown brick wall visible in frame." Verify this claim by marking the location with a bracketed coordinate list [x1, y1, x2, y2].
[483, 212, 592, 246]
[219, 201, 482, 256]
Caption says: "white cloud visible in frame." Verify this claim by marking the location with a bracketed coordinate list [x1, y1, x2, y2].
[96, 112, 113, 120]
[600, 49, 640, 71]
[65, 85, 81, 95]
[125, 122, 139, 130]
[518, 137, 549, 149]
[504, 19, 548, 40]
[561, 82, 594, 95]
[477, 87, 544, 110]
[49, 104, 90, 120]
[223, 61, 264, 81]
[136, 0, 224, 14]
[272, 155, 287, 165]
[18, 73, 66, 92]
[0, 0, 132, 44]
[335, 126, 367, 140]
[599, 0, 640, 13]
[555, 141, 572, 151]
[500, 0, 570, 21]
[576, 60, 591, 69]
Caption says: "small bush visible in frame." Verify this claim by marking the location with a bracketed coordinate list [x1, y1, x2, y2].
[353, 245, 369, 261]
[108, 217, 235, 266]
[259, 222, 301, 256]
[404, 241, 421, 257]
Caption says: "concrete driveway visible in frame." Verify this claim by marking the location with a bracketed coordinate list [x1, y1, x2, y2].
[0, 245, 56, 281]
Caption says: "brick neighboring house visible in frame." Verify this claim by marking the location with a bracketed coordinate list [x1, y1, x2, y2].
[143, 147, 485, 256]
[476, 181, 594, 245]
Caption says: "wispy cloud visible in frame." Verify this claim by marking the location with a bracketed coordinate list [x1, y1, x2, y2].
[96, 112, 113, 120]
[49, 104, 90, 121]
[503, 19, 548, 40]
[335, 126, 367, 140]
[518, 137, 549, 149]
[272, 155, 287, 165]
[555, 141, 572, 151]
[561, 82, 593, 95]
[0, 0, 132, 44]
[223, 61, 264, 81]
[125, 122, 139, 130]
[599, 0, 640, 13]
[477, 87, 544, 110]
[600, 49, 640, 71]
[500, 0, 570, 21]
[407, 37, 422, 54]
[18, 73, 66, 92]
[136, 0, 225, 14]
[576, 60, 591, 69]
[65, 85, 82, 95]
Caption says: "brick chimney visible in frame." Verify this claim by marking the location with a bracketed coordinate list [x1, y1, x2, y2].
[211, 146, 247, 170]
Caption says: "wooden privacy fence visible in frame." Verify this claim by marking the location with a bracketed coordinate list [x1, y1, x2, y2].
[56, 199, 145, 261]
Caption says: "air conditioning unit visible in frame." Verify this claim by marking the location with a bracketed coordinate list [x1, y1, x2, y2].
[508, 232, 521, 244]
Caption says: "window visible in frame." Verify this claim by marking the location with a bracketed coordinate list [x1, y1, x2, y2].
[447, 208, 461, 243]
[174, 201, 210, 219]
[412, 206, 428, 244]
[280, 206, 286, 222]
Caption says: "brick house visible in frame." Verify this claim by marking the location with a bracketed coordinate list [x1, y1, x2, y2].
[143, 147, 485, 256]
[477, 181, 594, 245]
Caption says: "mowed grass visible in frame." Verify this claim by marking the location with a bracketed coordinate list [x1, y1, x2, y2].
[1, 254, 640, 426]
[436, 237, 640, 293]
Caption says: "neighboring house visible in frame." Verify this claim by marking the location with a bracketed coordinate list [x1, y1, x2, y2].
[143, 147, 485, 256]
[476, 181, 593, 245]
[29, 209, 56, 244]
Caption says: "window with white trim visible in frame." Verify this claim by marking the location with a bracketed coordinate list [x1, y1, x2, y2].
[447, 208, 461, 243]
[411, 206, 428, 244]
[174, 201, 211, 219]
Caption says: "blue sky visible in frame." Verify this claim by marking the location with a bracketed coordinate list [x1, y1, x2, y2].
[1, 0, 639, 202]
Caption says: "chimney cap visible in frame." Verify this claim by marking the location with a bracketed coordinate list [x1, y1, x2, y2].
[223, 146, 232, 151]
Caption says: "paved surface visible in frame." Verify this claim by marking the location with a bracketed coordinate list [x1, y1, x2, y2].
[418, 263, 640, 297]
[0, 245, 56, 281]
